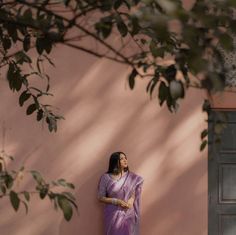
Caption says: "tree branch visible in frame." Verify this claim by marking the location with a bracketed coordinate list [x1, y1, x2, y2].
[62, 41, 128, 64]
[16, 0, 135, 67]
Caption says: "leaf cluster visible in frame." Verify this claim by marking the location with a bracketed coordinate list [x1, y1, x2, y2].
[0, 151, 77, 221]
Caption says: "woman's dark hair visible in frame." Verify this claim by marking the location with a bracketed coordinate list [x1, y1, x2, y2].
[107, 151, 129, 174]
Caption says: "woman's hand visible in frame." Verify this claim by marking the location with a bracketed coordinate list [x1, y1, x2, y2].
[117, 199, 129, 208]
[126, 192, 135, 209]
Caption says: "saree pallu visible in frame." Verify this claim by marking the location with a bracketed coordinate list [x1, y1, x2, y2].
[98, 171, 144, 235]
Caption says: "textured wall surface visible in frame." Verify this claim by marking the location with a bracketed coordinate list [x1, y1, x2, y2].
[0, 44, 207, 235]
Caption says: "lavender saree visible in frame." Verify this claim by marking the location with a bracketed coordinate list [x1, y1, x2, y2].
[98, 171, 144, 235]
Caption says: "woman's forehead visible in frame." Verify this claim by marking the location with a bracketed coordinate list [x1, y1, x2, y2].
[120, 153, 127, 159]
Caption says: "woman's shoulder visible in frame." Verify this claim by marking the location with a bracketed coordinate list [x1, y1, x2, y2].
[98, 173, 109, 181]
[100, 172, 109, 178]
[98, 173, 110, 186]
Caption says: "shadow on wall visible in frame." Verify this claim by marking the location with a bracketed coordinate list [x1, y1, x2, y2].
[57, 81, 207, 235]
[0, 45, 207, 235]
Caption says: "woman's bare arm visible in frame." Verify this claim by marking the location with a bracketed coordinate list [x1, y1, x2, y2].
[98, 196, 129, 208]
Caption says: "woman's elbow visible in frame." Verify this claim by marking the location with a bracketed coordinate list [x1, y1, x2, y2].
[98, 196, 104, 203]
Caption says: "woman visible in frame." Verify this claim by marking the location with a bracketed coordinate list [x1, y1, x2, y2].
[98, 152, 144, 235]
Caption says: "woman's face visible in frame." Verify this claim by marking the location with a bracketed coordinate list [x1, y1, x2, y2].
[119, 153, 128, 169]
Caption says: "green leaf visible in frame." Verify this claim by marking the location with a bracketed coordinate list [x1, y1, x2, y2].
[15, 51, 32, 64]
[26, 103, 37, 115]
[48, 192, 56, 200]
[23, 35, 31, 52]
[116, 18, 128, 37]
[100, 1, 112, 11]
[62, 195, 78, 212]
[150, 81, 158, 97]
[189, 57, 208, 75]
[19, 90, 31, 106]
[201, 129, 208, 139]
[46, 117, 57, 132]
[7, 63, 23, 92]
[95, 17, 113, 39]
[228, 0, 236, 7]
[7, 63, 15, 85]
[130, 16, 139, 35]
[43, 38, 53, 54]
[23, 8, 32, 20]
[229, 20, 236, 34]
[66, 183, 75, 189]
[57, 195, 73, 221]
[21, 201, 28, 214]
[123, 0, 131, 9]
[114, 0, 123, 9]
[164, 65, 177, 82]
[169, 80, 184, 99]
[39, 187, 48, 199]
[147, 75, 159, 97]
[219, 33, 234, 51]
[140, 39, 147, 45]
[0, 185, 6, 194]
[57, 179, 67, 185]
[128, 68, 138, 89]
[62, 192, 76, 201]
[30, 170, 44, 184]
[158, 82, 168, 106]
[202, 99, 210, 112]
[7, 24, 18, 43]
[14, 76, 22, 91]
[36, 37, 45, 55]
[200, 140, 208, 151]
[53, 197, 58, 210]
[150, 41, 164, 58]
[55, 17, 64, 29]
[37, 109, 44, 121]
[5, 174, 14, 189]
[63, 0, 71, 6]
[2, 37, 11, 50]
[10, 191, 20, 211]
[57, 179, 74, 189]
[133, 0, 141, 5]
[23, 191, 30, 202]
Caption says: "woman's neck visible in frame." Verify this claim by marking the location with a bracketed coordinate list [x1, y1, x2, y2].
[112, 169, 125, 175]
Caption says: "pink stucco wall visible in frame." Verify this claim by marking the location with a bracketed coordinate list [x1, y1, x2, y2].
[211, 91, 236, 109]
[0, 45, 207, 235]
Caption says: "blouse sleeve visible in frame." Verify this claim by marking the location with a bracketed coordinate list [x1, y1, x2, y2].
[97, 174, 108, 198]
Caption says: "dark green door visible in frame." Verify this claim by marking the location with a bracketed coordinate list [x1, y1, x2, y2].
[209, 110, 236, 235]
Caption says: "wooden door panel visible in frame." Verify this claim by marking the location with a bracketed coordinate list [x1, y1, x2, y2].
[219, 214, 236, 235]
[220, 124, 236, 151]
[209, 111, 236, 235]
[219, 164, 236, 203]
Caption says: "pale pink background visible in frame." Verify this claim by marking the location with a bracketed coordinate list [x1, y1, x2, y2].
[0, 44, 207, 235]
